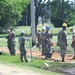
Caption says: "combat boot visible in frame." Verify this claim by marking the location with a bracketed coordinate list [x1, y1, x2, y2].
[72, 56, 75, 59]
[62, 56, 64, 62]
[21, 59, 23, 62]
[25, 59, 28, 62]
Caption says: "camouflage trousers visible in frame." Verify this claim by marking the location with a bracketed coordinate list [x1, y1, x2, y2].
[42, 42, 51, 55]
[19, 45, 27, 61]
[8, 42, 15, 56]
[72, 48, 75, 57]
[59, 44, 67, 62]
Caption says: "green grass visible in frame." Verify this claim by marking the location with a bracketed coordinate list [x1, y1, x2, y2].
[0, 52, 75, 75]
[0, 52, 62, 75]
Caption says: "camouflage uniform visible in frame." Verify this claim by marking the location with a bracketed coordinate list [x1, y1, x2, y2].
[58, 29, 67, 62]
[6, 31, 12, 55]
[36, 30, 41, 49]
[40, 31, 45, 55]
[10, 31, 16, 55]
[71, 35, 75, 59]
[43, 31, 52, 56]
[18, 34, 28, 62]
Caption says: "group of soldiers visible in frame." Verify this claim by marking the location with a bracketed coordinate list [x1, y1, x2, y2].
[6, 23, 75, 63]
[37, 23, 75, 62]
[36, 26, 53, 59]
[6, 28, 28, 62]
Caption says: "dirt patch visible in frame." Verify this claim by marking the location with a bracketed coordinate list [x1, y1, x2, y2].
[1, 47, 75, 62]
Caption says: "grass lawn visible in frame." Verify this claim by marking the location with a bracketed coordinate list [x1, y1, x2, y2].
[0, 52, 62, 75]
[0, 25, 75, 75]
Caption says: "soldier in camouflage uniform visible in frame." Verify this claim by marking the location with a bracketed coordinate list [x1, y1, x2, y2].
[36, 29, 41, 49]
[6, 30, 12, 55]
[40, 26, 46, 55]
[70, 27, 75, 59]
[57, 23, 67, 62]
[43, 26, 52, 57]
[18, 31, 28, 62]
[10, 27, 16, 55]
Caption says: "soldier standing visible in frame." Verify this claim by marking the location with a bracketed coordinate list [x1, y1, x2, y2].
[43, 26, 52, 58]
[70, 27, 75, 59]
[18, 31, 28, 62]
[57, 23, 67, 62]
[40, 26, 46, 55]
[10, 27, 16, 55]
[36, 29, 41, 49]
[6, 30, 12, 55]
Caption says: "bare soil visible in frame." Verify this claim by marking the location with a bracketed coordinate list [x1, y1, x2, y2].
[1, 47, 75, 63]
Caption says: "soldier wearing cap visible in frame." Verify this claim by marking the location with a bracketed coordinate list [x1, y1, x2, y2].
[40, 26, 46, 55]
[36, 29, 41, 49]
[10, 27, 16, 55]
[43, 26, 52, 57]
[6, 30, 12, 55]
[18, 31, 28, 62]
[6, 27, 16, 56]
[70, 27, 75, 59]
[71, 34, 75, 59]
[57, 23, 67, 62]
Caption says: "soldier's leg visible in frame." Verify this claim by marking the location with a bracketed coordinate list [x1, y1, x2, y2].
[19, 47, 24, 62]
[20, 53, 23, 62]
[60, 46, 66, 62]
[61, 49, 65, 62]
[48, 43, 51, 52]
[73, 48, 75, 59]
[23, 47, 28, 62]
[44, 43, 50, 59]
[42, 43, 45, 55]
[11, 43, 16, 55]
[24, 53, 28, 62]
[8, 44, 12, 55]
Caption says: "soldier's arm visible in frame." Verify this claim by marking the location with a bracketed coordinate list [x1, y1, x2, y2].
[25, 37, 30, 41]
[40, 33, 44, 39]
[50, 31, 53, 39]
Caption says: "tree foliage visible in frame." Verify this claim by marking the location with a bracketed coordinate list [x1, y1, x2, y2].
[51, 0, 75, 27]
[20, 0, 51, 32]
[0, 0, 29, 30]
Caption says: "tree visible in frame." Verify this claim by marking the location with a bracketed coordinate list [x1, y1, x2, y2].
[50, 0, 75, 27]
[20, 0, 51, 32]
[0, 0, 29, 30]
[34, 0, 51, 32]
[65, 4, 75, 27]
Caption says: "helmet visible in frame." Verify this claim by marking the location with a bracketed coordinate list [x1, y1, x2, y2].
[38, 29, 41, 31]
[42, 26, 46, 31]
[62, 23, 67, 27]
[21, 31, 25, 35]
[46, 26, 50, 30]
